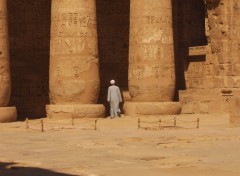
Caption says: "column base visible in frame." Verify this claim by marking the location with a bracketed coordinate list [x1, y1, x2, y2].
[46, 104, 106, 119]
[0, 107, 17, 123]
[123, 102, 182, 116]
[179, 89, 240, 114]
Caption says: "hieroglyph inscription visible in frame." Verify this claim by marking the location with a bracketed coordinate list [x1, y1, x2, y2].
[130, 24, 173, 45]
[51, 11, 97, 56]
[51, 37, 97, 56]
[129, 65, 174, 80]
[51, 14, 97, 39]
[0, 11, 7, 39]
[0, 64, 10, 82]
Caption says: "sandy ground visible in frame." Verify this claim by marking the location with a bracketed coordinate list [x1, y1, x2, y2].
[0, 114, 240, 176]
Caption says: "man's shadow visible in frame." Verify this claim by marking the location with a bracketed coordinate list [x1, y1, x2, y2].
[0, 161, 78, 176]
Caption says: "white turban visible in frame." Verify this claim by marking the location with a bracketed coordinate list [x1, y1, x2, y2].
[110, 80, 115, 84]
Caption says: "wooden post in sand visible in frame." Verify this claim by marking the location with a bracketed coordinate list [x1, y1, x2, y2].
[197, 118, 200, 129]
[138, 118, 141, 129]
[72, 117, 74, 126]
[159, 119, 162, 129]
[94, 120, 98, 130]
[25, 118, 29, 130]
[41, 119, 44, 132]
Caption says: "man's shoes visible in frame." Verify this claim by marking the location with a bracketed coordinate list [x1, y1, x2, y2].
[117, 112, 121, 117]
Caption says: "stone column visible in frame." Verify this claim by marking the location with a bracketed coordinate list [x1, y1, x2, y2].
[46, 0, 105, 118]
[124, 0, 181, 116]
[0, 0, 17, 122]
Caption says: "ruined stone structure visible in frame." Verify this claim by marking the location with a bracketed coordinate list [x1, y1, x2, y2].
[0, 0, 16, 122]
[178, 0, 240, 124]
[1, 0, 240, 124]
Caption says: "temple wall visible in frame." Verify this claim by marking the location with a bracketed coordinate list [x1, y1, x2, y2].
[206, 0, 240, 88]
[6, 0, 239, 118]
[7, 0, 130, 118]
[179, 0, 240, 114]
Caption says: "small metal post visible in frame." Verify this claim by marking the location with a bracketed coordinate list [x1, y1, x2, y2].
[41, 119, 44, 132]
[197, 118, 200, 129]
[26, 118, 29, 130]
[94, 120, 98, 130]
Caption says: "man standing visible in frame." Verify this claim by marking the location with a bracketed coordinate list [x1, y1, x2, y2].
[107, 80, 122, 118]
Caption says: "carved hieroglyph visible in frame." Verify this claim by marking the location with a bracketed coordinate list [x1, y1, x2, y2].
[0, 0, 11, 106]
[50, 0, 100, 104]
[0, 0, 17, 122]
[129, 0, 175, 101]
[48, 0, 105, 118]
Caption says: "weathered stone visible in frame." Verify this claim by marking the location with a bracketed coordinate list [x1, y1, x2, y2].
[47, 0, 105, 118]
[0, 107, 17, 123]
[188, 45, 211, 56]
[179, 89, 240, 114]
[46, 104, 105, 119]
[229, 97, 240, 126]
[0, 0, 10, 107]
[125, 0, 181, 116]
[3, 0, 240, 125]
[128, 0, 175, 102]
[0, 0, 17, 122]
[178, 0, 240, 121]
[123, 102, 181, 116]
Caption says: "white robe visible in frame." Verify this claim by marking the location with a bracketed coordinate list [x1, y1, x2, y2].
[107, 85, 122, 117]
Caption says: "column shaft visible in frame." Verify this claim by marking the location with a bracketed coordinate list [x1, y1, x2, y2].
[0, 0, 10, 106]
[47, 0, 105, 118]
[129, 0, 175, 102]
[0, 0, 17, 122]
[125, 0, 181, 116]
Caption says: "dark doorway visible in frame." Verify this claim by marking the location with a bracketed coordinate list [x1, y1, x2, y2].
[172, 0, 207, 100]
[8, 0, 51, 120]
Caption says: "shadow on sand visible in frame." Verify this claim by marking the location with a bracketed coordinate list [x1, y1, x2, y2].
[0, 161, 78, 176]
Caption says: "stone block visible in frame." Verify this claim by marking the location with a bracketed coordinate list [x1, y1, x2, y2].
[0, 107, 17, 123]
[230, 97, 240, 126]
[179, 89, 240, 114]
[123, 102, 181, 116]
[46, 104, 106, 119]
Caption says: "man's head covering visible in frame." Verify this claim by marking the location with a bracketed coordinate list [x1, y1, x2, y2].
[110, 80, 115, 84]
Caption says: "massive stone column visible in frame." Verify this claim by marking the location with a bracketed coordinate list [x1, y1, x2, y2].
[0, 0, 17, 122]
[46, 0, 105, 118]
[124, 0, 181, 116]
